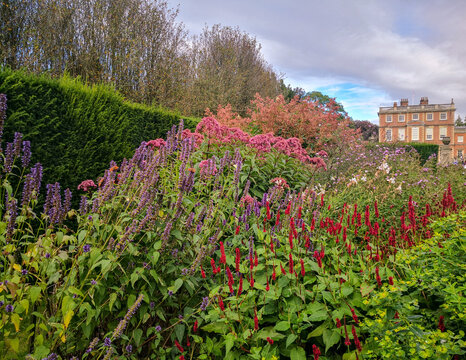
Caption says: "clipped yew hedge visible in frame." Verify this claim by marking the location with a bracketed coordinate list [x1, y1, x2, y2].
[0, 68, 198, 193]
[406, 143, 439, 164]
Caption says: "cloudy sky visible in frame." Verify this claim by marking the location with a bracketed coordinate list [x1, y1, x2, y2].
[165, 0, 466, 123]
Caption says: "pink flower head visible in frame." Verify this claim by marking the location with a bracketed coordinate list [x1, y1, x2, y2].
[78, 179, 97, 192]
[309, 157, 327, 170]
[240, 195, 255, 206]
[249, 134, 272, 153]
[316, 150, 328, 158]
[270, 177, 289, 189]
[195, 117, 222, 141]
[182, 129, 204, 146]
[146, 138, 166, 149]
[199, 159, 217, 177]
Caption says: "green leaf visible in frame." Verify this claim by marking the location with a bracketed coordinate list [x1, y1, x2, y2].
[309, 310, 328, 322]
[286, 333, 298, 348]
[323, 329, 341, 352]
[343, 351, 357, 360]
[274, 321, 290, 331]
[109, 293, 117, 311]
[202, 321, 228, 334]
[175, 324, 185, 342]
[290, 346, 306, 360]
[225, 333, 235, 355]
[341, 284, 354, 297]
[133, 328, 143, 347]
[361, 282, 375, 297]
[307, 322, 328, 338]
[29, 286, 42, 304]
[173, 278, 183, 293]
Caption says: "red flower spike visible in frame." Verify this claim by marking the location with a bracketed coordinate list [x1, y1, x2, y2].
[275, 211, 280, 226]
[272, 266, 277, 280]
[280, 263, 286, 275]
[250, 274, 255, 287]
[238, 276, 243, 296]
[267, 337, 274, 344]
[285, 202, 291, 215]
[298, 206, 302, 219]
[218, 296, 225, 311]
[266, 201, 271, 220]
[336, 318, 342, 328]
[235, 225, 240, 235]
[266, 277, 270, 291]
[270, 240, 274, 253]
[438, 315, 446, 332]
[389, 276, 394, 285]
[289, 254, 294, 274]
[312, 344, 321, 360]
[201, 265, 206, 279]
[180, 356, 185, 360]
[300, 259, 305, 276]
[193, 320, 198, 332]
[254, 251, 258, 267]
[350, 308, 359, 324]
[210, 258, 217, 274]
[288, 230, 294, 249]
[320, 194, 324, 207]
[254, 310, 259, 331]
[219, 241, 226, 264]
[394, 311, 399, 319]
[175, 339, 184, 353]
[187, 336, 190, 347]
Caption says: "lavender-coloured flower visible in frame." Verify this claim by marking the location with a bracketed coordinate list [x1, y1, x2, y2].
[5, 198, 17, 242]
[155, 325, 162, 332]
[83, 244, 91, 253]
[21, 269, 28, 275]
[91, 280, 97, 285]
[168, 290, 173, 296]
[112, 294, 144, 339]
[104, 337, 111, 347]
[21, 140, 31, 168]
[13, 132, 22, 156]
[0, 93, 6, 141]
[4, 142, 14, 173]
[5, 304, 13, 312]
[200, 296, 209, 311]
[125, 344, 133, 353]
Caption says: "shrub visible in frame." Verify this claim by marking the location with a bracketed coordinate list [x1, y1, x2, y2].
[0, 69, 198, 195]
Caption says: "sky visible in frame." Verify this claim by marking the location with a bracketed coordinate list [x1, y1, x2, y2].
[165, 0, 466, 123]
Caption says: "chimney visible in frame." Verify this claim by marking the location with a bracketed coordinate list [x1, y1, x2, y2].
[393, 101, 397, 109]
[420, 97, 428, 105]
[400, 98, 408, 106]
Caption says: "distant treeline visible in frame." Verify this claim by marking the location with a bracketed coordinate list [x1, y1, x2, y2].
[0, 0, 287, 117]
[0, 68, 198, 194]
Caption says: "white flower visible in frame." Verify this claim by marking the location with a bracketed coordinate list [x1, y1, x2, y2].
[387, 177, 395, 184]
[396, 184, 402, 193]
[377, 162, 391, 174]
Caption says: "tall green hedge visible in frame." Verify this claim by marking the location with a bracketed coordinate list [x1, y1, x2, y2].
[0, 68, 198, 194]
[405, 143, 439, 164]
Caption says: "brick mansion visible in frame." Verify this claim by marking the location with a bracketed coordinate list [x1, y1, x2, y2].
[378, 97, 466, 160]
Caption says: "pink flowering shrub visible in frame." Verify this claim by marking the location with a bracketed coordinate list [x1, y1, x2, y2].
[146, 138, 166, 149]
[77, 179, 97, 192]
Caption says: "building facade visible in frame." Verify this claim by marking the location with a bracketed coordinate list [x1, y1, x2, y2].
[378, 97, 466, 160]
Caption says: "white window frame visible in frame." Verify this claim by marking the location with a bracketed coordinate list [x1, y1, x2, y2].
[386, 129, 392, 141]
[398, 128, 405, 141]
[458, 150, 463, 158]
[386, 115, 392, 123]
[426, 113, 433, 121]
[440, 112, 447, 120]
[426, 127, 433, 141]
[411, 127, 419, 141]
[457, 135, 463, 143]
[439, 127, 447, 139]
[398, 114, 405, 122]
[412, 113, 419, 120]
